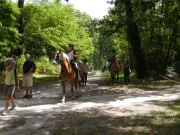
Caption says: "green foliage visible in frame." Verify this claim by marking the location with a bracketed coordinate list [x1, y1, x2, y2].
[1, 0, 179, 77]
[16, 56, 25, 72]
[16, 56, 59, 74]
[132, 0, 180, 73]
[92, 0, 180, 75]
[23, 3, 94, 60]
[0, 0, 95, 74]
[90, 18, 129, 69]
[0, 0, 20, 59]
[35, 56, 59, 74]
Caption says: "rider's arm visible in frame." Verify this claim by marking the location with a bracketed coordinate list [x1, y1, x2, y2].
[73, 50, 77, 59]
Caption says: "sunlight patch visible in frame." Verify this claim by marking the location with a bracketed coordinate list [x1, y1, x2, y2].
[0, 123, 9, 129]
[118, 126, 151, 133]
[71, 102, 104, 111]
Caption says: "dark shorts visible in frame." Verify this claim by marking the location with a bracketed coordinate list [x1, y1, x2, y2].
[5, 85, 15, 98]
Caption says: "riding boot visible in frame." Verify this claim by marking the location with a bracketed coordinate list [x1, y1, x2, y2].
[70, 61, 81, 80]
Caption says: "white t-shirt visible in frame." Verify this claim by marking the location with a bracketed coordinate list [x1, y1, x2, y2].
[67, 51, 74, 60]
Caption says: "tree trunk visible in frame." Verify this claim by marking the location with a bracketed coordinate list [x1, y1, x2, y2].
[18, 0, 24, 34]
[149, 1, 155, 48]
[164, 16, 178, 69]
[124, 0, 147, 78]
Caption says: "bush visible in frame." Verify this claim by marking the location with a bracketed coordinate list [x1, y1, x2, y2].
[35, 56, 59, 74]
[16, 56, 59, 74]
[17, 56, 25, 73]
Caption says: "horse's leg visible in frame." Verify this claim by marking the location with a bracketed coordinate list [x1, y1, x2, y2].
[112, 72, 116, 84]
[71, 81, 76, 100]
[116, 70, 119, 81]
[81, 73, 84, 87]
[84, 73, 87, 86]
[62, 82, 66, 103]
[81, 75, 83, 87]
[114, 71, 117, 83]
[79, 77, 82, 87]
[74, 79, 78, 98]
[109, 70, 112, 84]
[82, 73, 85, 87]
[127, 73, 130, 84]
[110, 72, 113, 84]
[124, 73, 127, 85]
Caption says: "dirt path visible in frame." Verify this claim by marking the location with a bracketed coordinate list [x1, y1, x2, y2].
[0, 72, 180, 135]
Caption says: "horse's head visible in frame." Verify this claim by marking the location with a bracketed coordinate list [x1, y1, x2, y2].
[54, 51, 74, 78]
[54, 51, 64, 64]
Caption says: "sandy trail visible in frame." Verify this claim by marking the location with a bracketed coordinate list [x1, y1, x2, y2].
[0, 72, 180, 135]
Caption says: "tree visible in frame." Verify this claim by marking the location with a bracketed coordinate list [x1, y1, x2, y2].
[114, 0, 147, 78]
[0, 0, 20, 59]
[103, 0, 180, 77]
[18, 0, 24, 34]
[22, 2, 94, 59]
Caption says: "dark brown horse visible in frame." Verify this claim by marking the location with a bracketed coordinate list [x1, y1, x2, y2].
[54, 52, 79, 103]
[78, 62, 86, 87]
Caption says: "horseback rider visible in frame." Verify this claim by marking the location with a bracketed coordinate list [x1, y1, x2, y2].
[108, 51, 117, 71]
[67, 44, 81, 80]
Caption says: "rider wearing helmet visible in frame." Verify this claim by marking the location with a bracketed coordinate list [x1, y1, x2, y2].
[67, 44, 81, 80]
[108, 51, 117, 71]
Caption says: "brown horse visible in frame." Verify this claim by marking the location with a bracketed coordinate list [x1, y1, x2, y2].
[109, 60, 121, 84]
[78, 62, 86, 87]
[54, 52, 79, 103]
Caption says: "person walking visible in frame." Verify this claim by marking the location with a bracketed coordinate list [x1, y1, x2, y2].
[22, 54, 36, 99]
[123, 60, 131, 85]
[0, 58, 19, 116]
[82, 59, 88, 86]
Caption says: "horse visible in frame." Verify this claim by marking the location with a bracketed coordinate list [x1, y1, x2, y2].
[77, 62, 86, 87]
[109, 60, 121, 84]
[54, 52, 79, 103]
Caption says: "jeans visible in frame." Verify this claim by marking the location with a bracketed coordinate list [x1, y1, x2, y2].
[70, 61, 79, 78]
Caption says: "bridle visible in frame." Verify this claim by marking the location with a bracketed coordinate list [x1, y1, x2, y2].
[55, 52, 64, 64]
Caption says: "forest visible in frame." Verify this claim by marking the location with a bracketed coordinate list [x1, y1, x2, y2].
[0, 0, 180, 79]
[0, 1, 180, 134]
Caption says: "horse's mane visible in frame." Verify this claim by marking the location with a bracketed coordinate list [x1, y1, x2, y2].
[61, 52, 70, 60]
[60, 52, 72, 74]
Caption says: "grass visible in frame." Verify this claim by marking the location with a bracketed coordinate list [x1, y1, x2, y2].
[102, 71, 178, 89]
[33, 74, 59, 84]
